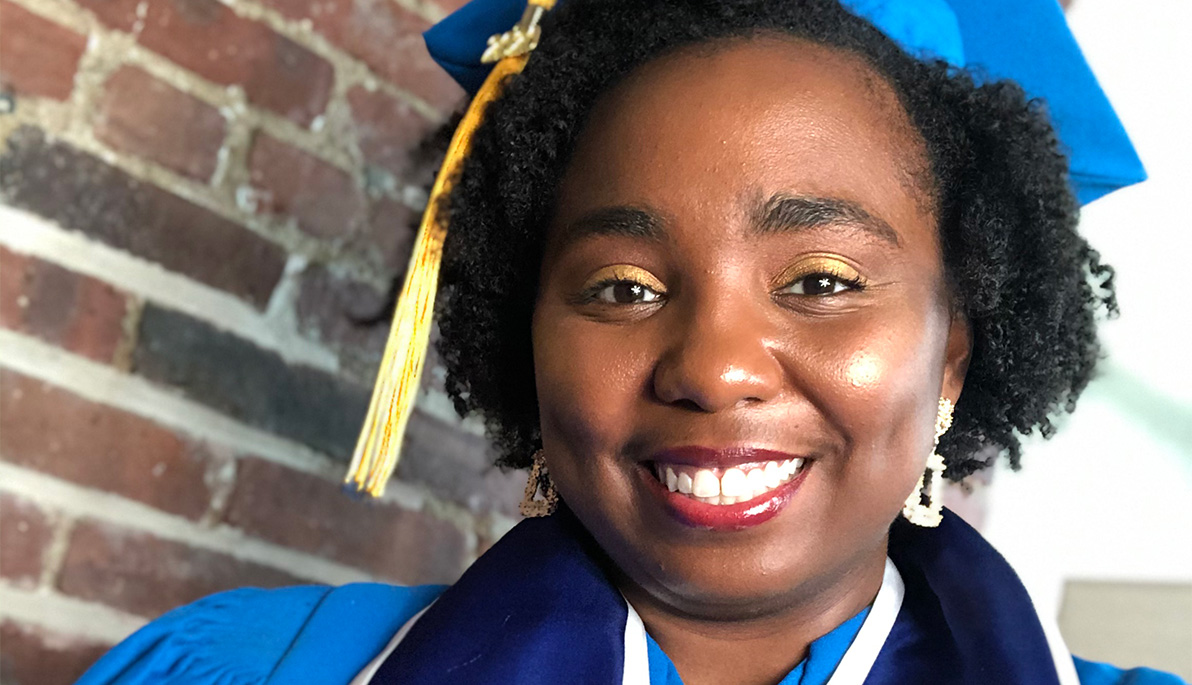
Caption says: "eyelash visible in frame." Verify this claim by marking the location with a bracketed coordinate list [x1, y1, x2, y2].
[773, 255, 868, 298]
[577, 258, 866, 306]
[581, 278, 667, 305]
[776, 270, 867, 297]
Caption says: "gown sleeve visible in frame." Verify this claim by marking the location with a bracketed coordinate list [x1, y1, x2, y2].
[75, 583, 446, 685]
[1074, 656, 1189, 685]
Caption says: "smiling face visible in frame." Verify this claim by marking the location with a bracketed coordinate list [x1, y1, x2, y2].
[532, 38, 969, 622]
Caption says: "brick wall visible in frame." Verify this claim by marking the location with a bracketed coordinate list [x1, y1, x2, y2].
[0, 0, 527, 681]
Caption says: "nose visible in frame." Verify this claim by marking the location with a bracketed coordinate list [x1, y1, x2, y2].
[652, 298, 784, 413]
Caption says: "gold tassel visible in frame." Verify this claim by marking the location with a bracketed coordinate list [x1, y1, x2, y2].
[346, 4, 551, 497]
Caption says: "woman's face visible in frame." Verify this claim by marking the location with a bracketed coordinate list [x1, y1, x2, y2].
[532, 38, 969, 620]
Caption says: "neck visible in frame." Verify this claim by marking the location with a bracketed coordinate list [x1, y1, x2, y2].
[618, 541, 889, 685]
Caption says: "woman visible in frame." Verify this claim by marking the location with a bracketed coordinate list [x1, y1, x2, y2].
[77, 0, 1177, 683]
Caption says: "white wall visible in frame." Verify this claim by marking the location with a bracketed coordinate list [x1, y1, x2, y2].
[981, 0, 1192, 618]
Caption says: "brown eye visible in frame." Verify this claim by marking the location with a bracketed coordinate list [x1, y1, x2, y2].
[580, 264, 668, 307]
[595, 281, 664, 304]
[772, 254, 867, 298]
[784, 273, 855, 296]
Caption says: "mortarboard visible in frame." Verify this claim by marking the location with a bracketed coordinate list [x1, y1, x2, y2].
[424, 0, 1147, 205]
[346, 0, 1146, 496]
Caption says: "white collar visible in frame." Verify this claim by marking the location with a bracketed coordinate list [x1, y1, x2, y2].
[621, 558, 905, 685]
[353, 555, 1079, 685]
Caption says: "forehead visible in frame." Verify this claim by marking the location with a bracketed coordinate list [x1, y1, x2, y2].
[553, 37, 935, 242]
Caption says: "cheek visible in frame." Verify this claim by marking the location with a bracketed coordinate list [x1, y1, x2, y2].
[844, 350, 883, 389]
[835, 336, 937, 409]
[816, 304, 949, 495]
[531, 306, 652, 467]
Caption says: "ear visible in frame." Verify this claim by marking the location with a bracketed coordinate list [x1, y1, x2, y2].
[942, 308, 972, 404]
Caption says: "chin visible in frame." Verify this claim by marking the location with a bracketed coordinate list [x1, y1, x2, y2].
[577, 498, 842, 621]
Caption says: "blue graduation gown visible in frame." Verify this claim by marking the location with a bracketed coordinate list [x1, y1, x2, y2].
[77, 511, 1185, 685]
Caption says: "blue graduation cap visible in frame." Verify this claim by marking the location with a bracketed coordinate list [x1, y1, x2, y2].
[423, 0, 1146, 205]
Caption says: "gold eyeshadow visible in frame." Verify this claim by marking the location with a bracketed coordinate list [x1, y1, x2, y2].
[581, 264, 668, 293]
[772, 254, 866, 291]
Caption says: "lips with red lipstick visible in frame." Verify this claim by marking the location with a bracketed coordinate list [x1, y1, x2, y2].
[641, 447, 810, 529]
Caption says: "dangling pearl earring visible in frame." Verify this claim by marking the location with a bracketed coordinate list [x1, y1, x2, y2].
[520, 450, 559, 517]
[902, 397, 955, 527]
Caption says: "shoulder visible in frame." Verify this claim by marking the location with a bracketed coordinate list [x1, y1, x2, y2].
[1075, 656, 1188, 685]
[77, 583, 447, 685]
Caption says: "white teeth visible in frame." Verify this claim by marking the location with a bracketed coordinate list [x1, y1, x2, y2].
[719, 468, 749, 497]
[763, 461, 782, 488]
[747, 468, 767, 497]
[677, 472, 693, 495]
[692, 469, 720, 498]
[656, 459, 809, 505]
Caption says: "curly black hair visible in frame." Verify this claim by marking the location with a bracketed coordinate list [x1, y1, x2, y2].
[431, 0, 1116, 481]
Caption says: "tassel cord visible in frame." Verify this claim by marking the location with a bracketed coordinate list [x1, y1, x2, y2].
[346, 55, 529, 496]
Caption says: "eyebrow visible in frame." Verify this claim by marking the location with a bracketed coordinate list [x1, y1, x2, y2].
[557, 195, 901, 247]
[557, 206, 666, 245]
[753, 195, 901, 247]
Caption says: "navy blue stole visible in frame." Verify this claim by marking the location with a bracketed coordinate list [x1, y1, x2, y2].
[374, 508, 1062, 684]
[373, 509, 628, 683]
[866, 513, 1061, 684]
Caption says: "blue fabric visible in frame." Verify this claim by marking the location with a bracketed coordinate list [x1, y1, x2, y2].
[789, 607, 871, 684]
[939, 0, 1145, 203]
[643, 607, 870, 684]
[73, 510, 1186, 684]
[841, 0, 964, 64]
[371, 510, 629, 684]
[372, 507, 1183, 685]
[422, 0, 1145, 205]
[75, 583, 445, 685]
[1074, 657, 1189, 685]
[864, 510, 1061, 683]
[422, 0, 524, 94]
[646, 637, 686, 685]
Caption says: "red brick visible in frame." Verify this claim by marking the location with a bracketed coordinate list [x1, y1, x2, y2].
[348, 86, 437, 181]
[430, 0, 469, 13]
[363, 195, 417, 273]
[0, 370, 221, 521]
[0, 127, 286, 309]
[224, 457, 467, 583]
[0, 2, 87, 101]
[137, 0, 332, 125]
[56, 519, 306, 618]
[75, 0, 140, 30]
[95, 66, 226, 181]
[398, 409, 524, 517]
[0, 247, 25, 327]
[257, 0, 463, 112]
[295, 263, 388, 378]
[0, 620, 111, 685]
[0, 247, 129, 364]
[247, 134, 366, 239]
[131, 304, 370, 457]
[0, 493, 55, 588]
